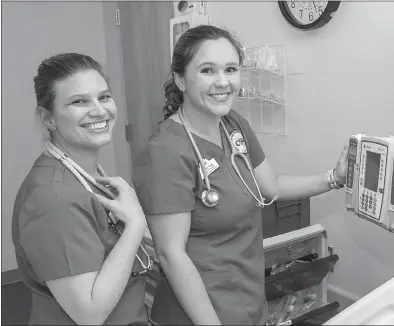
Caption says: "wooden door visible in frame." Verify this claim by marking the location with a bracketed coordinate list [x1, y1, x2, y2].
[118, 1, 173, 166]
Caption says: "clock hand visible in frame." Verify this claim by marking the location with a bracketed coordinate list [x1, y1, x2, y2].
[313, 1, 318, 12]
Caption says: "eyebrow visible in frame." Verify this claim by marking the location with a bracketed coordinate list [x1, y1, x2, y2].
[197, 61, 240, 69]
[67, 89, 110, 101]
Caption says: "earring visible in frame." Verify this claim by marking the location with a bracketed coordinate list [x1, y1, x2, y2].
[46, 123, 56, 132]
[179, 86, 184, 92]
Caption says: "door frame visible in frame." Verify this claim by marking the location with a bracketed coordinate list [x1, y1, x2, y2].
[102, 1, 133, 182]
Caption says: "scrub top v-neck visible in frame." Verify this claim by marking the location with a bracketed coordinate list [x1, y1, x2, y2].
[12, 153, 148, 325]
[133, 109, 269, 325]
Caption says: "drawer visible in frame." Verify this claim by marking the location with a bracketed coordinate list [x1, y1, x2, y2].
[263, 225, 340, 325]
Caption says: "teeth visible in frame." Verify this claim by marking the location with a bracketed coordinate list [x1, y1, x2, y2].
[87, 121, 107, 130]
[211, 93, 229, 99]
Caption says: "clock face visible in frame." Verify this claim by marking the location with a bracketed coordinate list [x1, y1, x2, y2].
[286, 1, 329, 25]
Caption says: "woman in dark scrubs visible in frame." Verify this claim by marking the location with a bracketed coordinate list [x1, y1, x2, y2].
[133, 25, 348, 325]
[12, 53, 149, 325]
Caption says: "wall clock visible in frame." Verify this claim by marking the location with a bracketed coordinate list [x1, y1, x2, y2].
[278, 1, 340, 31]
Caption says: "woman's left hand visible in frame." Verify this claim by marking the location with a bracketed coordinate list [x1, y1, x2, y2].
[334, 144, 349, 185]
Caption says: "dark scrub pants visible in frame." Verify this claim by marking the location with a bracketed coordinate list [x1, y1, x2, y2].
[12, 154, 148, 325]
[134, 109, 269, 325]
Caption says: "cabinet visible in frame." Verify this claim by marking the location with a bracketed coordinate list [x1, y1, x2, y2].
[263, 224, 339, 325]
[262, 198, 311, 239]
[143, 224, 340, 325]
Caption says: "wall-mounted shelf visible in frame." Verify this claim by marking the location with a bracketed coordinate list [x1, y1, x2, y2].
[237, 96, 285, 106]
[233, 45, 287, 136]
[241, 66, 284, 76]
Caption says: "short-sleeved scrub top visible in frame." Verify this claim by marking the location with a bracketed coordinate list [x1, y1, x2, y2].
[133, 109, 268, 325]
[12, 153, 148, 325]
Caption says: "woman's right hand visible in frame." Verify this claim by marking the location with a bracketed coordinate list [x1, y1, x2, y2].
[95, 176, 147, 229]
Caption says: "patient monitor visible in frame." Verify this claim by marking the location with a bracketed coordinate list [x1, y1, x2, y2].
[345, 134, 394, 232]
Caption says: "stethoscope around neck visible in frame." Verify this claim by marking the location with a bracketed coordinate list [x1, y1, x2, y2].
[178, 107, 278, 208]
[46, 141, 155, 277]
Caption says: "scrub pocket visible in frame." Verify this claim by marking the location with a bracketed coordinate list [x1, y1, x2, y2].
[199, 267, 251, 325]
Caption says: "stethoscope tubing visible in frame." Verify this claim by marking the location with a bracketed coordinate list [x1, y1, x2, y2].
[46, 142, 153, 273]
[178, 107, 277, 208]
[219, 120, 271, 207]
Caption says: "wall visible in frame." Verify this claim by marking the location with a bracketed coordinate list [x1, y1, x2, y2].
[1, 2, 117, 271]
[206, 1, 394, 299]
[3, 1, 393, 300]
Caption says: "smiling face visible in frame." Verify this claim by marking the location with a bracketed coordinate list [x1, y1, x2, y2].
[48, 69, 117, 152]
[178, 37, 241, 118]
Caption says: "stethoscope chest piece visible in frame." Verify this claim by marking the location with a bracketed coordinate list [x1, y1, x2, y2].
[201, 188, 219, 207]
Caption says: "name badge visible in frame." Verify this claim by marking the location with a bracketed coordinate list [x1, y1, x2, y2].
[199, 158, 219, 180]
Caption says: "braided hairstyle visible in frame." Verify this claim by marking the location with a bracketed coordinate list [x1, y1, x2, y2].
[163, 25, 244, 119]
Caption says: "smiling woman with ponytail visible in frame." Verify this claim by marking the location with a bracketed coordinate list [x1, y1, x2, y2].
[134, 24, 348, 326]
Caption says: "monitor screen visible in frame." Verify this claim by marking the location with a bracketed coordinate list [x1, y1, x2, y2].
[364, 151, 380, 192]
